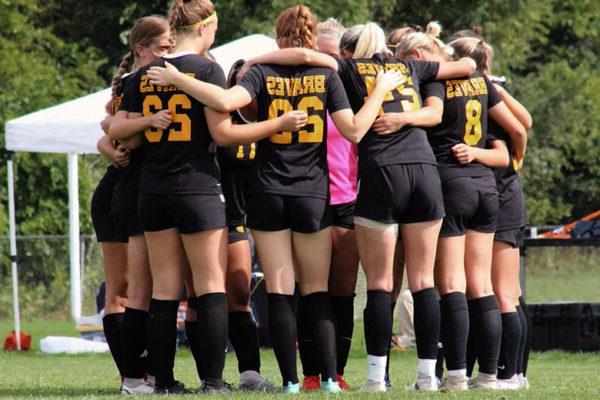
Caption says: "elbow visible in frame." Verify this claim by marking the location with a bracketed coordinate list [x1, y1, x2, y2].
[298, 49, 312, 64]
[465, 58, 477, 75]
[500, 153, 510, 168]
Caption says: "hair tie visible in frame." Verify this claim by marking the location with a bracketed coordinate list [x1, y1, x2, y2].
[318, 28, 342, 38]
[178, 11, 218, 30]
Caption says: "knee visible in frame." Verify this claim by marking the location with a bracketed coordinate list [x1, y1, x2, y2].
[227, 281, 251, 308]
[329, 275, 357, 297]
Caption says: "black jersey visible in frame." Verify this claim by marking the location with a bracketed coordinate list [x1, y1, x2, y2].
[486, 81, 520, 192]
[111, 71, 143, 213]
[217, 110, 256, 168]
[238, 64, 350, 199]
[336, 54, 439, 176]
[128, 52, 226, 195]
[423, 71, 502, 181]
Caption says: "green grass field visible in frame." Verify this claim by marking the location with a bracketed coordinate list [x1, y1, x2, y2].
[1, 319, 599, 399]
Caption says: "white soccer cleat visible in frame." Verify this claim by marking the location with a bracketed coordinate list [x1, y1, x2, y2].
[121, 378, 154, 395]
[360, 379, 387, 392]
[469, 373, 497, 390]
[518, 374, 530, 390]
[409, 373, 439, 391]
[496, 374, 521, 390]
[439, 375, 469, 391]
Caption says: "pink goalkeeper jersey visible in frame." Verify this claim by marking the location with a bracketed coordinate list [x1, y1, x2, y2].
[326, 115, 358, 205]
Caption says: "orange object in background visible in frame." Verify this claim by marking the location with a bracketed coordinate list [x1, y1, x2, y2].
[539, 210, 600, 239]
[3, 331, 32, 351]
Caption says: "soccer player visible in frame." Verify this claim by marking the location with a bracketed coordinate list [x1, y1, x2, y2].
[216, 59, 277, 392]
[95, 15, 171, 394]
[146, 5, 402, 393]
[109, 0, 306, 394]
[396, 30, 527, 389]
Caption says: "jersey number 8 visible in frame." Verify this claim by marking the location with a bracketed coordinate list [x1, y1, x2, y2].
[464, 99, 483, 145]
[143, 94, 192, 142]
[267, 96, 323, 144]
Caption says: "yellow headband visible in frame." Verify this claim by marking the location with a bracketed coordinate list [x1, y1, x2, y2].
[179, 12, 218, 30]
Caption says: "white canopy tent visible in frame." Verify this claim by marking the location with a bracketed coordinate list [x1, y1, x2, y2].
[4, 34, 278, 349]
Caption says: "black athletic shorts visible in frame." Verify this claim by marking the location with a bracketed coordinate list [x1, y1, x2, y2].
[247, 192, 331, 233]
[91, 169, 126, 243]
[228, 224, 250, 244]
[440, 175, 499, 236]
[354, 163, 445, 224]
[331, 201, 355, 229]
[139, 193, 226, 234]
[222, 165, 250, 228]
[495, 226, 525, 248]
[496, 176, 527, 232]
[114, 208, 143, 240]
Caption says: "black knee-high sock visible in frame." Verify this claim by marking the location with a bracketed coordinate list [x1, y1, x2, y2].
[471, 295, 502, 375]
[384, 301, 397, 383]
[185, 320, 204, 380]
[122, 308, 148, 379]
[147, 299, 179, 388]
[518, 296, 532, 376]
[435, 343, 445, 379]
[304, 292, 337, 381]
[498, 312, 521, 379]
[413, 288, 441, 361]
[193, 293, 228, 385]
[297, 296, 319, 377]
[229, 311, 261, 374]
[515, 305, 526, 375]
[269, 294, 298, 385]
[466, 299, 478, 376]
[440, 292, 469, 372]
[103, 313, 125, 377]
[364, 291, 391, 357]
[331, 295, 354, 376]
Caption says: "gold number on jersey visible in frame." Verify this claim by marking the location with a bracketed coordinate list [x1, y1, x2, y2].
[142, 94, 192, 142]
[364, 77, 421, 115]
[235, 143, 256, 160]
[464, 99, 483, 145]
[298, 96, 324, 143]
[267, 96, 324, 144]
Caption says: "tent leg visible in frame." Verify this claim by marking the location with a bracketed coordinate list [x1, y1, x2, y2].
[68, 153, 81, 321]
[7, 152, 21, 350]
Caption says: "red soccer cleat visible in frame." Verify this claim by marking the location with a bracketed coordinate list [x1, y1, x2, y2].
[302, 375, 321, 391]
[336, 375, 351, 391]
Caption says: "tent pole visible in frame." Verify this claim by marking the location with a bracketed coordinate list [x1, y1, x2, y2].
[68, 152, 81, 321]
[7, 152, 21, 350]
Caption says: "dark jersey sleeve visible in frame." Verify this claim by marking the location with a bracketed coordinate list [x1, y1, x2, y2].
[486, 76, 502, 109]
[126, 72, 143, 114]
[118, 75, 137, 112]
[198, 61, 227, 90]
[336, 58, 354, 83]
[326, 72, 351, 114]
[238, 66, 264, 100]
[406, 60, 440, 82]
[421, 80, 445, 101]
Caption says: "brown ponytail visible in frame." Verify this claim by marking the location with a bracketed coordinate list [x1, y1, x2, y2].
[106, 15, 170, 114]
[275, 5, 318, 50]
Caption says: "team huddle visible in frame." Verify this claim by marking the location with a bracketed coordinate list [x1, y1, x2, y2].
[92, 0, 532, 395]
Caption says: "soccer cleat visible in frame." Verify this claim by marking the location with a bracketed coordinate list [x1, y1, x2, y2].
[439, 375, 469, 391]
[409, 373, 438, 391]
[321, 378, 341, 394]
[336, 375, 350, 391]
[121, 378, 154, 395]
[360, 379, 386, 392]
[154, 380, 194, 394]
[200, 380, 233, 394]
[469, 373, 497, 390]
[496, 374, 521, 390]
[282, 381, 300, 394]
[518, 374, 529, 390]
[302, 375, 321, 391]
[238, 371, 278, 392]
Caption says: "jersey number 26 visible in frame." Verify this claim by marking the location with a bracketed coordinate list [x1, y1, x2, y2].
[143, 94, 192, 142]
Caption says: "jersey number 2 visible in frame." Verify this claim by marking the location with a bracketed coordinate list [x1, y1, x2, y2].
[267, 96, 323, 144]
[464, 99, 483, 145]
[143, 94, 192, 142]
